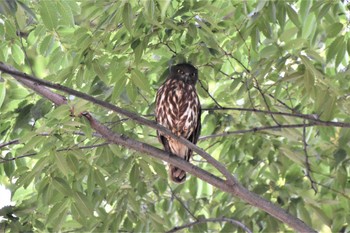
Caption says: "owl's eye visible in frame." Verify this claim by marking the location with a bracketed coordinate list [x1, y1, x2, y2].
[177, 69, 185, 75]
[191, 73, 195, 77]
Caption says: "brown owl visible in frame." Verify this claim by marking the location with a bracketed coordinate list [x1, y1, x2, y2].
[155, 63, 201, 183]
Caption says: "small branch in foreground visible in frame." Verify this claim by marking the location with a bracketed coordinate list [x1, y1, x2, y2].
[302, 124, 318, 193]
[198, 79, 223, 108]
[0, 139, 20, 149]
[166, 217, 252, 233]
[168, 185, 198, 221]
[252, 76, 281, 126]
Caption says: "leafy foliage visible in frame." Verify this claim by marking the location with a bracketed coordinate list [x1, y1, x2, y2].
[0, 0, 350, 232]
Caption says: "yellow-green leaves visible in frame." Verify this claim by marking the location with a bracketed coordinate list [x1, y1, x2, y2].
[40, 1, 58, 30]
[11, 43, 24, 65]
[131, 70, 151, 93]
[0, 81, 6, 108]
[122, 3, 133, 34]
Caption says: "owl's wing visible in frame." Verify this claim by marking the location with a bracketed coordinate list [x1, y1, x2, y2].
[186, 106, 201, 159]
[156, 128, 171, 153]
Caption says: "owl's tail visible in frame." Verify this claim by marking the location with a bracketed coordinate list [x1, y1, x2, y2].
[169, 165, 187, 183]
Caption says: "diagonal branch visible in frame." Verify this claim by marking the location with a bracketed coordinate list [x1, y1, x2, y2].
[168, 185, 198, 221]
[197, 79, 223, 108]
[0, 62, 235, 185]
[0, 61, 316, 233]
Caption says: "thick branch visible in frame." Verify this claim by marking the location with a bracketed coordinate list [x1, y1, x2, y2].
[1, 62, 316, 232]
[0, 62, 235, 184]
[166, 217, 252, 233]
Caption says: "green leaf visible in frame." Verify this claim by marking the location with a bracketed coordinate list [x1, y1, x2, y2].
[158, 0, 170, 20]
[46, 199, 69, 225]
[4, 19, 17, 39]
[0, 81, 6, 108]
[39, 34, 54, 56]
[335, 39, 346, 68]
[4, 152, 15, 177]
[302, 13, 316, 39]
[131, 70, 151, 93]
[260, 45, 279, 58]
[54, 152, 71, 177]
[40, 0, 58, 30]
[94, 169, 106, 189]
[53, 177, 73, 197]
[56, 1, 74, 26]
[92, 60, 109, 84]
[317, 3, 331, 20]
[11, 43, 24, 65]
[73, 192, 94, 217]
[129, 164, 139, 187]
[122, 3, 133, 34]
[334, 149, 346, 166]
[286, 5, 300, 27]
[300, 55, 322, 78]
[17, 1, 37, 20]
[327, 36, 344, 63]
[303, 70, 314, 93]
[126, 81, 137, 103]
[326, 22, 343, 38]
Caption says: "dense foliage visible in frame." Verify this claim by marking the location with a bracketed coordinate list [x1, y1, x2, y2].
[0, 0, 349, 232]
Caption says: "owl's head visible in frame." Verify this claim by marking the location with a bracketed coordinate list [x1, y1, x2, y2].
[170, 63, 198, 85]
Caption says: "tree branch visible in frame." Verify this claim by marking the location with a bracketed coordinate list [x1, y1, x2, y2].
[302, 124, 318, 193]
[197, 79, 223, 108]
[168, 185, 198, 221]
[0, 62, 236, 185]
[0, 139, 20, 149]
[202, 107, 350, 128]
[199, 123, 315, 140]
[166, 217, 252, 233]
[0, 142, 109, 164]
[0, 61, 316, 232]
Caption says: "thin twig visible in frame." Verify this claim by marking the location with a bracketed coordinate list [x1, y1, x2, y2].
[199, 123, 315, 141]
[253, 76, 281, 125]
[302, 123, 318, 193]
[198, 79, 222, 108]
[202, 106, 350, 128]
[166, 217, 253, 233]
[314, 181, 350, 200]
[168, 185, 198, 221]
[0, 139, 20, 149]
[0, 143, 109, 164]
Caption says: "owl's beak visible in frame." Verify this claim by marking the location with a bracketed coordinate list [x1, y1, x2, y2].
[184, 73, 190, 81]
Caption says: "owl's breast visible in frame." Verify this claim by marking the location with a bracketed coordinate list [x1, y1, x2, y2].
[156, 79, 199, 137]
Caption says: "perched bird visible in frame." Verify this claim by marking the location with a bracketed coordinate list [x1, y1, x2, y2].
[155, 63, 201, 183]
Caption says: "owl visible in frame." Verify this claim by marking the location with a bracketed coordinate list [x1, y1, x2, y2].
[155, 63, 201, 183]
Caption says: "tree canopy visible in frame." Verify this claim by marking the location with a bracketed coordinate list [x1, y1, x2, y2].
[0, 0, 350, 232]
